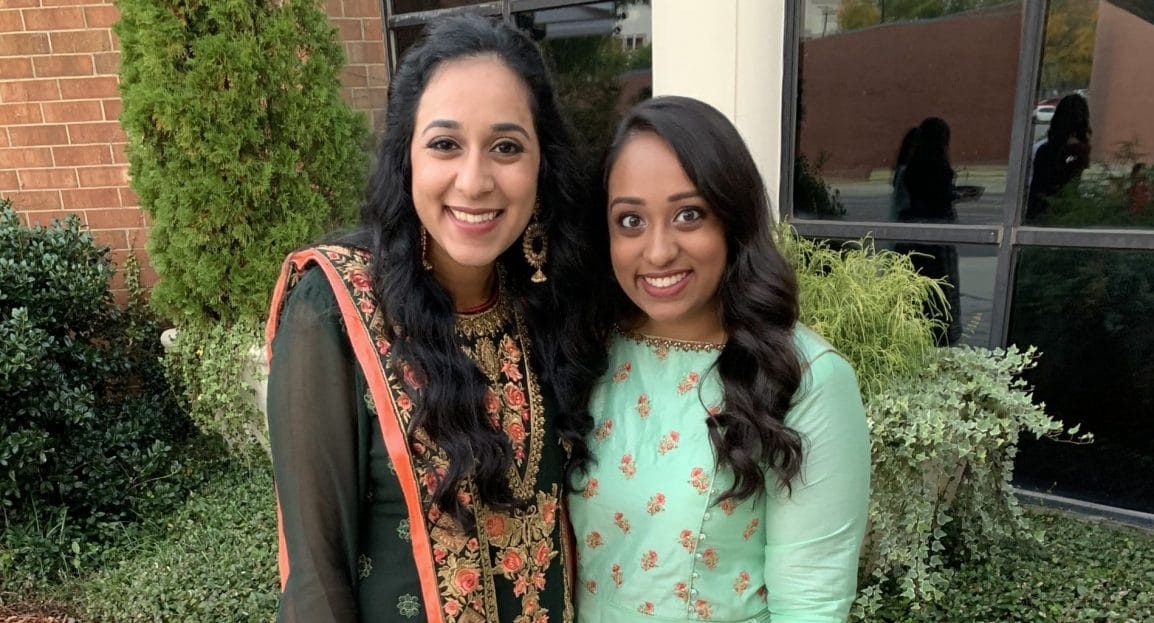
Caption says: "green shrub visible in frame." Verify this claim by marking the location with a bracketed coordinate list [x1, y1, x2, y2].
[0, 203, 191, 587]
[116, 0, 370, 327]
[782, 230, 1085, 619]
[69, 461, 278, 623]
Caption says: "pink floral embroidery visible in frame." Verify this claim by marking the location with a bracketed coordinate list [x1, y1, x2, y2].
[674, 581, 689, 602]
[582, 478, 599, 499]
[743, 518, 760, 541]
[646, 492, 666, 515]
[706, 404, 722, 417]
[501, 335, 521, 362]
[375, 339, 390, 356]
[611, 563, 623, 587]
[593, 419, 613, 442]
[657, 431, 680, 455]
[619, 454, 636, 479]
[585, 579, 597, 594]
[701, 548, 719, 570]
[349, 269, 371, 293]
[688, 466, 710, 494]
[637, 602, 654, 615]
[636, 394, 651, 418]
[678, 529, 697, 552]
[612, 361, 632, 383]
[719, 498, 738, 515]
[585, 531, 604, 549]
[734, 570, 750, 595]
[694, 599, 713, 619]
[757, 586, 768, 603]
[500, 358, 523, 382]
[655, 344, 669, 360]
[614, 512, 631, 534]
[640, 550, 658, 571]
[677, 371, 700, 395]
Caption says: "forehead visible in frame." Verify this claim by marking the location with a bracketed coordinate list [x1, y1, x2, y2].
[608, 132, 695, 194]
[415, 55, 535, 130]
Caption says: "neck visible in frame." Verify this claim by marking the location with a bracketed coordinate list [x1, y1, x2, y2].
[430, 255, 497, 312]
[637, 312, 726, 345]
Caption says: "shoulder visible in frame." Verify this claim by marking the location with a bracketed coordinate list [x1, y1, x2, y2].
[790, 324, 860, 404]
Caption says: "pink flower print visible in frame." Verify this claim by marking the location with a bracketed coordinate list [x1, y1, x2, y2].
[657, 431, 680, 455]
[757, 586, 768, 603]
[614, 512, 631, 534]
[719, 498, 738, 516]
[637, 602, 654, 615]
[678, 529, 697, 552]
[585, 531, 604, 549]
[646, 492, 666, 515]
[349, 269, 371, 293]
[585, 579, 597, 594]
[593, 419, 613, 442]
[655, 344, 669, 360]
[375, 338, 390, 356]
[701, 548, 719, 570]
[500, 358, 523, 382]
[619, 454, 636, 479]
[674, 581, 689, 602]
[582, 478, 599, 499]
[500, 335, 521, 361]
[694, 599, 713, 619]
[612, 361, 632, 383]
[706, 404, 722, 417]
[677, 371, 700, 395]
[636, 394, 651, 418]
[734, 570, 751, 595]
[688, 466, 710, 494]
[640, 550, 658, 571]
[743, 518, 760, 541]
[357, 297, 375, 316]
[395, 391, 413, 413]
[611, 563, 623, 587]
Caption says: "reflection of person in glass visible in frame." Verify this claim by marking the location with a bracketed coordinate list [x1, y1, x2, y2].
[1027, 93, 1091, 221]
[888, 126, 919, 221]
[266, 15, 602, 622]
[570, 96, 869, 622]
[895, 117, 963, 346]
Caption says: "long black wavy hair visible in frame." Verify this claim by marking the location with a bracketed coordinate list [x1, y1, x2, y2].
[598, 96, 804, 503]
[358, 14, 603, 529]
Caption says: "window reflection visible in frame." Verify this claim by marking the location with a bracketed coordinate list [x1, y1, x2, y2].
[1025, 0, 1154, 227]
[1010, 246, 1154, 513]
[392, 0, 479, 14]
[794, 1, 1022, 224]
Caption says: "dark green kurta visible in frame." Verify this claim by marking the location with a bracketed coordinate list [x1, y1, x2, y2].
[268, 263, 573, 623]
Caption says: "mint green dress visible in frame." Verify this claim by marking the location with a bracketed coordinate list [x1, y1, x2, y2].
[568, 326, 869, 622]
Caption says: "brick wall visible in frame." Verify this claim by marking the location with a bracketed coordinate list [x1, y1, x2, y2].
[0, 0, 388, 300]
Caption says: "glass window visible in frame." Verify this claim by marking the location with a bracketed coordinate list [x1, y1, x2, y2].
[1024, 0, 1154, 227]
[793, 1, 1023, 225]
[1009, 246, 1154, 513]
[515, 2, 652, 169]
[392, 0, 482, 14]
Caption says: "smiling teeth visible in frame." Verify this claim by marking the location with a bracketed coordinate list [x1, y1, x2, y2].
[451, 209, 499, 224]
[643, 273, 688, 288]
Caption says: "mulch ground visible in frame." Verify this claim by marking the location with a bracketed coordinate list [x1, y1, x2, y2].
[0, 601, 79, 623]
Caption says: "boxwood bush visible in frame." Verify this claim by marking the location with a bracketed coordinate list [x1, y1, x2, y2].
[0, 202, 192, 587]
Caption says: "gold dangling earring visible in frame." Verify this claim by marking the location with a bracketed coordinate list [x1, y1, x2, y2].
[522, 211, 548, 284]
[420, 225, 433, 271]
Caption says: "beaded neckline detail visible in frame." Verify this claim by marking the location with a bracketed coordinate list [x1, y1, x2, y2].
[617, 327, 725, 353]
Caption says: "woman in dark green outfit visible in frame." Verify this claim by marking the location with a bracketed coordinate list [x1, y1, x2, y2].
[266, 15, 602, 622]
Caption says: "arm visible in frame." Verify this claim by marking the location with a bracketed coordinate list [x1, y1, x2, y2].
[268, 269, 361, 622]
[764, 351, 870, 623]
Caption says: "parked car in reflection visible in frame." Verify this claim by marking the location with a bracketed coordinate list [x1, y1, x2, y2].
[1034, 103, 1055, 123]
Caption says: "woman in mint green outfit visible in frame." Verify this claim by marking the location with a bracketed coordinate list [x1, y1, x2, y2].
[568, 96, 870, 622]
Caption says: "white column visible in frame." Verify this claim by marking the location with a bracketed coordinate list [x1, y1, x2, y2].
[651, 0, 787, 219]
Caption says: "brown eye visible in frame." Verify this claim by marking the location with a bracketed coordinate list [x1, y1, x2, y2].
[492, 140, 523, 155]
[617, 214, 645, 229]
[673, 208, 704, 224]
[427, 138, 459, 152]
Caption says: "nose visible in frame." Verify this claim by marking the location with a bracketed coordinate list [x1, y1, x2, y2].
[454, 149, 494, 198]
[642, 224, 678, 267]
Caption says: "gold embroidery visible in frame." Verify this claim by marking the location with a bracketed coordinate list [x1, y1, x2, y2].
[618, 327, 725, 352]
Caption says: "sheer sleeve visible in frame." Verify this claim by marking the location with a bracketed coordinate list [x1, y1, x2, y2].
[268, 268, 361, 622]
[763, 351, 870, 622]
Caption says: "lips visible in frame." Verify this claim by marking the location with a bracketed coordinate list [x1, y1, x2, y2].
[638, 270, 692, 298]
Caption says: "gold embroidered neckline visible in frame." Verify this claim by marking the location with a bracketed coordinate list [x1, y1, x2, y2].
[617, 327, 726, 352]
[455, 269, 511, 339]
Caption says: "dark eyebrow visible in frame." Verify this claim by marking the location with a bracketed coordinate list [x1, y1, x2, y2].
[422, 119, 459, 134]
[492, 122, 531, 139]
[608, 196, 644, 209]
[668, 190, 701, 202]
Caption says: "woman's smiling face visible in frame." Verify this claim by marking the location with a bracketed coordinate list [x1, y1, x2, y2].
[606, 131, 727, 341]
[409, 54, 540, 275]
